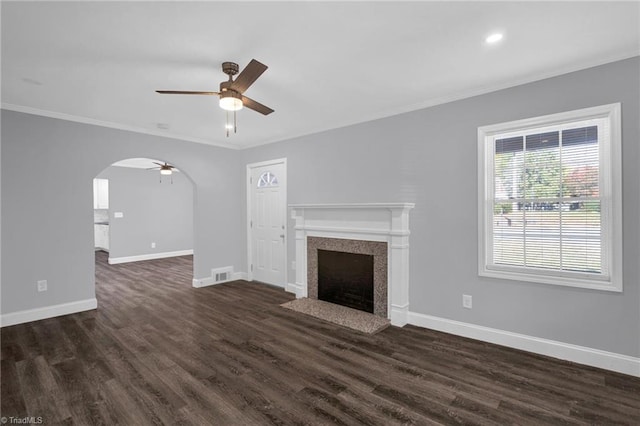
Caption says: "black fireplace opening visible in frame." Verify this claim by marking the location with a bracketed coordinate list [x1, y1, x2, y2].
[317, 249, 374, 313]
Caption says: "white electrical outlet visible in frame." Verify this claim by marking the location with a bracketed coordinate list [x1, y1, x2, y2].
[114, 212, 124, 218]
[37, 280, 48, 292]
[151, 242, 156, 248]
[463, 294, 472, 309]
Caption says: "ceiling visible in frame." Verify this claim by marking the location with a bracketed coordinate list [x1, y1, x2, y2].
[112, 158, 180, 171]
[2, 2, 639, 150]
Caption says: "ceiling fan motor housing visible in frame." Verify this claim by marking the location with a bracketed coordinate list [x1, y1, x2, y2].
[219, 80, 233, 91]
[222, 62, 239, 77]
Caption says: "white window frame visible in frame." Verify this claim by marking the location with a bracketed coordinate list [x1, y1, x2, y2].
[478, 103, 622, 292]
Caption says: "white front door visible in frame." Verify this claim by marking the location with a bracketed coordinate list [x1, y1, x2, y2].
[248, 159, 287, 287]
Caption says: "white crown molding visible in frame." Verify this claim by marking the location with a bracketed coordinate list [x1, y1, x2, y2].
[1, 298, 97, 328]
[108, 249, 193, 265]
[240, 51, 640, 150]
[408, 311, 640, 378]
[5, 54, 638, 152]
[1, 103, 241, 150]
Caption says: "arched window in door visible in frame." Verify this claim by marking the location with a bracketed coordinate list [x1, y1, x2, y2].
[257, 171, 279, 188]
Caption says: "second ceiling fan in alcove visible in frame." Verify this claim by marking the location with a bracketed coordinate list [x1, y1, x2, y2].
[156, 59, 274, 137]
[146, 161, 177, 183]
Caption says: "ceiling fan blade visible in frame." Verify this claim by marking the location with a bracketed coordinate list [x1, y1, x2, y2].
[241, 95, 274, 115]
[152, 162, 165, 166]
[146, 167, 160, 170]
[156, 90, 219, 95]
[230, 59, 268, 94]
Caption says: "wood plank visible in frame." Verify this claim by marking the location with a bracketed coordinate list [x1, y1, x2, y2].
[1, 250, 638, 425]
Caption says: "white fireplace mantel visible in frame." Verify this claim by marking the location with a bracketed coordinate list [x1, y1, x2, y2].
[289, 203, 414, 326]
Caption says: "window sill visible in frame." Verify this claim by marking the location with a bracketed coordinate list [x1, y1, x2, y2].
[479, 267, 622, 292]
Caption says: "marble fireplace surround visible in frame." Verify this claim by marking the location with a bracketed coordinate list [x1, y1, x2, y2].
[289, 203, 414, 326]
[307, 237, 387, 318]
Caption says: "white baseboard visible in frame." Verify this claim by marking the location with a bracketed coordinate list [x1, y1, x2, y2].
[233, 272, 248, 281]
[286, 282, 304, 297]
[408, 312, 640, 378]
[193, 270, 247, 288]
[1, 298, 98, 328]
[192, 277, 214, 288]
[390, 303, 409, 327]
[109, 249, 193, 265]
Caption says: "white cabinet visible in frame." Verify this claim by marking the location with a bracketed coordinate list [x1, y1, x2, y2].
[93, 178, 109, 209]
[94, 224, 109, 251]
[94, 225, 102, 249]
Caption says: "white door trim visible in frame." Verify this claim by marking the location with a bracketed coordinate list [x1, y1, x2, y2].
[246, 158, 287, 285]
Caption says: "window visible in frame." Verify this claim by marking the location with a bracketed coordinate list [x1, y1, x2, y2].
[257, 171, 279, 188]
[478, 104, 622, 291]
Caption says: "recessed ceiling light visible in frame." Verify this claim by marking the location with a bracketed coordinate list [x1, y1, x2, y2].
[486, 33, 503, 44]
[156, 123, 170, 130]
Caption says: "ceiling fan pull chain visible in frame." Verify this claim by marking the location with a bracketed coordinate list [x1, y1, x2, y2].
[234, 109, 237, 134]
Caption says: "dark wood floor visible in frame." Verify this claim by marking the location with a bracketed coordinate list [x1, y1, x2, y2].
[2, 251, 639, 425]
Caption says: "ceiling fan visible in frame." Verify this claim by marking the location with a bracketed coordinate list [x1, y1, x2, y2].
[147, 161, 176, 183]
[156, 59, 274, 136]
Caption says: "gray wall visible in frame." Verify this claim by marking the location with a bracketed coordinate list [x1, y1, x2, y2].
[241, 57, 640, 357]
[2, 57, 638, 359]
[97, 166, 193, 259]
[1, 111, 244, 314]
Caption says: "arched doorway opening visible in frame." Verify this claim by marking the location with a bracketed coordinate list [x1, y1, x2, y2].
[92, 157, 195, 299]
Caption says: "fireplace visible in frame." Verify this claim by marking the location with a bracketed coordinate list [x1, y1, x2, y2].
[290, 203, 414, 326]
[307, 236, 388, 317]
[318, 250, 374, 313]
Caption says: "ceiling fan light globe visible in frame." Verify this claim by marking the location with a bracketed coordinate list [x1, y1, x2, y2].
[219, 95, 243, 111]
[160, 169, 173, 175]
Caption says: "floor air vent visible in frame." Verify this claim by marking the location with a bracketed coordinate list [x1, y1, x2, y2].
[212, 267, 234, 283]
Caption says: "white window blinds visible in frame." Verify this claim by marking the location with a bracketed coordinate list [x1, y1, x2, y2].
[492, 123, 603, 274]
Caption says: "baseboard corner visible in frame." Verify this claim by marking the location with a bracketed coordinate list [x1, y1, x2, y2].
[232, 272, 248, 281]
[286, 282, 305, 297]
